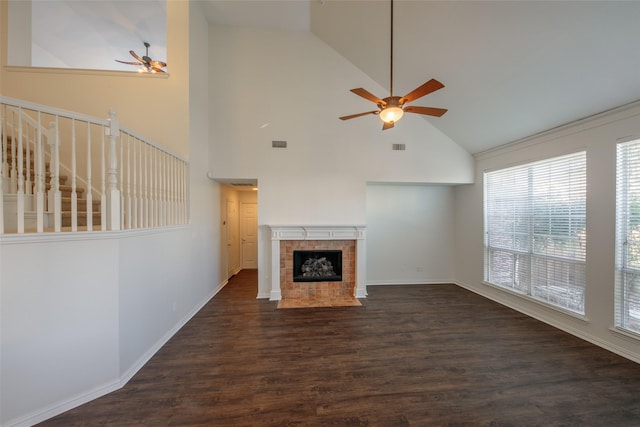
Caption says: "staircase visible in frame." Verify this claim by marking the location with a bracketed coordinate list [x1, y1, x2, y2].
[1, 97, 189, 235]
[3, 136, 101, 232]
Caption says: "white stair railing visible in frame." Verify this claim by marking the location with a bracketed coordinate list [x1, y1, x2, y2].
[0, 97, 189, 235]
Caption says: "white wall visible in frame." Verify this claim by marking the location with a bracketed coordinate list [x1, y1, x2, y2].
[1, 2, 223, 425]
[454, 102, 640, 364]
[366, 183, 455, 285]
[0, 237, 120, 425]
[7, 0, 31, 65]
[117, 230, 195, 375]
[207, 25, 474, 297]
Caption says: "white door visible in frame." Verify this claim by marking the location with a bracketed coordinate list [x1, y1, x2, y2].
[227, 200, 240, 278]
[241, 202, 258, 269]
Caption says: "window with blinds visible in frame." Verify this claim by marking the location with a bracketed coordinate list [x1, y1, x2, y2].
[616, 139, 640, 334]
[484, 152, 587, 314]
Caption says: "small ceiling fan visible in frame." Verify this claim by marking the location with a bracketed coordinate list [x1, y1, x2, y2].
[339, 0, 447, 130]
[116, 42, 167, 73]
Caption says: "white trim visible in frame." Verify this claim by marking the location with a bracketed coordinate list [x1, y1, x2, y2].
[4, 278, 229, 427]
[475, 99, 640, 159]
[366, 280, 455, 286]
[455, 280, 640, 366]
[480, 280, 589, 322]
[0, 225, 188, 245]
[269, 225, 366, 241]
[3, 65, 170, 79]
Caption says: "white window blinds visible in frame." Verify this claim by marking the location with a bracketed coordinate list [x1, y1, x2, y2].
[616, 139, 640, 334]
[484, 152, 587, 313]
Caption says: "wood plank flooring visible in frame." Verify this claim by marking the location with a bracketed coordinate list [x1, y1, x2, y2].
[39, 270, 640, 426]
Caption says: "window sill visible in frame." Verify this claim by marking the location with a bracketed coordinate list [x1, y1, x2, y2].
[610, 326, 640, 342]
[482, 280, 589, 322]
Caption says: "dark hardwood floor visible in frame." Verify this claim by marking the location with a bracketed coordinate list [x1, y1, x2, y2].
[39, 270, 640, 426]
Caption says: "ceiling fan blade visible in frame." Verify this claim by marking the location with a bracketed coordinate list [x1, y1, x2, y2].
[350, 88, 385, 105]
[129, 50, 145, 63]
[116, 60, 142, 66]
[404, 106, 448, 117]
[339, 111, 379, 121]
[150, 66, 166, 73]
[149, 60, 167, 68]
[382, 121, 394, 131]
[400, 79, 445, 105]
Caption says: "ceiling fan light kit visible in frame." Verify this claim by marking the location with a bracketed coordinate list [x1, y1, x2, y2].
[379, 105, 403, 123]
[340, 0, 447, 130]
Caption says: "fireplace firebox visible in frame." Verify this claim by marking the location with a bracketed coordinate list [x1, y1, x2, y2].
[293, 250, 342, 282]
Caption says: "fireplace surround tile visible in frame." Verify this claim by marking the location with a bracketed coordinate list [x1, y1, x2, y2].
[269, 226, 367, 301]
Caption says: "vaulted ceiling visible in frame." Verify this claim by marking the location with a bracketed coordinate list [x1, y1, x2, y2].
[22, 0, 640, 154]
[26, 0, 166, 72]
[202, 0, 640, 154]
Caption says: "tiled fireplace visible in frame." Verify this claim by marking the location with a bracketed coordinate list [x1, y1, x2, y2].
[269, 226, 367, 302]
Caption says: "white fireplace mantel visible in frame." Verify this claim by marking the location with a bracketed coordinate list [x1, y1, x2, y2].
[269, 225, 367, 301]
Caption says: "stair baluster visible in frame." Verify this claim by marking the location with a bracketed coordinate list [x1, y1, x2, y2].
[184, 162, 188, 223]
[86, 123, 93, 231]
[158, 153, 167, 227]
[25, 124, 32, 197]
[171, 156, 177, 225]
[50, 118, 62, 232]
[1, 107, 6, 184]
[171, 156, 175, 225]
[131, 134, 136, 229]
[100, 127, 107, 231]
[0, 107, 4, 234]
[138, 138, 143, 228]
[9, 110, 17, 194]
[150, 146, 154, 227]
[142, 141, 148, 228]
[107, 109, 121, 231]
[71, 119, 78, 232]
[17, 110, 25, 233]
[125, 133, 131, 229]
[35, 111, 45, 233]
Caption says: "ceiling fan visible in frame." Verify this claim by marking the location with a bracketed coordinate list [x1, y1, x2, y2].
[116, 42, 167, 73]
[339, 0, 447, 130]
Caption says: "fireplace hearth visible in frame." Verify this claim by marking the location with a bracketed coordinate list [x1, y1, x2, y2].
[293, 250, 342, 282]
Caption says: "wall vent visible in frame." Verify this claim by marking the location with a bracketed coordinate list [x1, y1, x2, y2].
[392, 143, 406, 151]
[272, 140, 287, 148]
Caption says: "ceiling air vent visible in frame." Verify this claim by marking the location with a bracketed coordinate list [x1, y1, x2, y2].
[272, 140, 287, 148]
[392, 143, 406, 151]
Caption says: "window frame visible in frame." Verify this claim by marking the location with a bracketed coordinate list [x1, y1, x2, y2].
[615, 139, 640, 335]
[484, 151, 587, 315]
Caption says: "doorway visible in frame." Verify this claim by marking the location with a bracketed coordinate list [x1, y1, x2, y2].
[221, 182, 258, 291]
[226, 199, 240, 278]
[241, 202, 258, 269]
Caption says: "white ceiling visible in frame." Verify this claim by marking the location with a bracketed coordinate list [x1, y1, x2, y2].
[18, 0, 640, 154]
[201, 0, 640, 154]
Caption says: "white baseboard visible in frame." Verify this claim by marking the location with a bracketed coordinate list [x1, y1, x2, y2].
[118, 278, 229, 385]
[6, 279, 229, 427]
[366, 279, 454, 286]
[454, 280, 640, 365]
